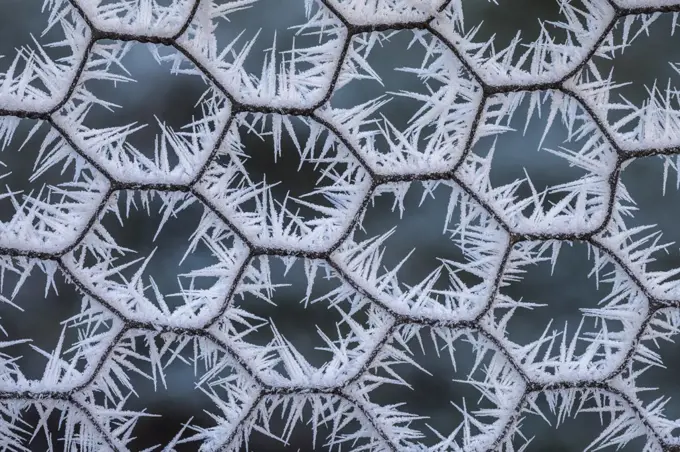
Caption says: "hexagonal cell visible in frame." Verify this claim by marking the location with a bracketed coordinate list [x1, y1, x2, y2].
[225, 394, 388, 451]
[318, 29, 483, 175]
[612, 308, 680, 444]
[348, 326, 526, 451]
[0, 116, 109, 253]
[600, 156, 680, 300]
[332, 180, 509, 321]
[0, 256, 119, 390]
[178, 0, 347, 109]
[458, 90, 617, 235]
[568, 12, 680, 150]
[326, 0, 443, 25]
[0, 400, 115, 451]
[431, 0, 614, 85]
[196, 113, 371, 252]
[0, 0, 90, 111]
[62, 190, 249, 327]
[76, 0, 196, 37]
[76, 331, 260, 451]
[53, 41, 231, 185]
[484, 240, 648, 383]
[499, 389, 661, 452]
[213, 256, 392, 387]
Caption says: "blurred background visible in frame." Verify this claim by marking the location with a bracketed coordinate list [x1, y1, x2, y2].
[1, 0, 680, 450]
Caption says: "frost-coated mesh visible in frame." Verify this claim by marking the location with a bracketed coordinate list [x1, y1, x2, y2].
[3, 0, 680, 451]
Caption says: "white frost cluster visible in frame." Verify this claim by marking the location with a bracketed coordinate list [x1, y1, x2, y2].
[0, 0, 680, 451]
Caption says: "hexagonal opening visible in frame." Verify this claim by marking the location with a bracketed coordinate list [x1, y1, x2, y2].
[571, 12, 680, 149]
[355, 326, 524, 450]
[218, 256, 390, 386]
[614, 155, 680, 299]
[65, 190, 248, 325]
[335, 180, 508, 320]
[180, 0, 346, 107]
[198, 113, 371, 252]
[504, 389, 653, 451]
[433, 0, 612, 84]
[84, 332, 258, 451]
[490, 240, 648, 381]
[460, 90, 616, 234]
[228, 114, 342, 221]
[55, 40, 230, 184]
[323, 29, 482, 174]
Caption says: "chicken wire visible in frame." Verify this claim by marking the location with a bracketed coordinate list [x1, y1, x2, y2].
[0, 0, 679, 451]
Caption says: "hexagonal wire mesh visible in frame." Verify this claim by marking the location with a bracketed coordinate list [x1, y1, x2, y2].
[1, 0, 680, 451]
